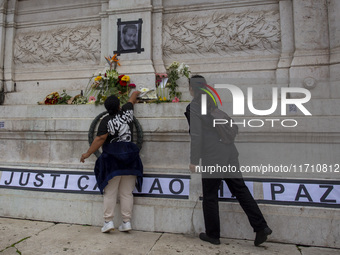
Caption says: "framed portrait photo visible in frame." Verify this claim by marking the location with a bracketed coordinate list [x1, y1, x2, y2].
[114, 18, 144, 55]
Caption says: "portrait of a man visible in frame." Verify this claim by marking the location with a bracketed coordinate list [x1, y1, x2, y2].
[121, 24, 138, 50]
[115, 19, 144, 55]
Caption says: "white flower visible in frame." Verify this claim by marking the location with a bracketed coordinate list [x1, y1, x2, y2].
[140, 88, 150, 92]
[177, 63, 184, 72]
[168, 61, 180, 69]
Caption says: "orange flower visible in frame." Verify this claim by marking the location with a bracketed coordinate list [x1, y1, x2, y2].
[111, 54, 121, 66]
[105, 54, 121, 67]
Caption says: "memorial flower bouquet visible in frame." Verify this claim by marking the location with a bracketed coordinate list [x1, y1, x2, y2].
[38, 55, 136, 105]
[84, 55, 136, 105]
[38, 90, 87, 105]
[166, 61, 190, 99]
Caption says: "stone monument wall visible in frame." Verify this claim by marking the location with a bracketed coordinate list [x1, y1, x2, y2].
[0, 0, 339, 248]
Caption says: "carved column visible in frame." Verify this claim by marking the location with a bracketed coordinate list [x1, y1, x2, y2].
[100, 0, 109, 66]
[3, 0, 17, 92]
[152, 0, 166, 73]
[290, 0, 330, 98]
[276, 0, 294, 86]
[0, 0, 6, 96]
[328, 0, 340, 98]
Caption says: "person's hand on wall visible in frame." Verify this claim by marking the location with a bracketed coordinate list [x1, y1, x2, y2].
[189, 164, 197, 173]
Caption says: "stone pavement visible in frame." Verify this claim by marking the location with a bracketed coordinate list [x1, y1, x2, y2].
[0, 217, 339, 255]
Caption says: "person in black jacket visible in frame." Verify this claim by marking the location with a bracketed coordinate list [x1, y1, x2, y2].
[81, 91, 143, 233]
[185, 75, 272, 246]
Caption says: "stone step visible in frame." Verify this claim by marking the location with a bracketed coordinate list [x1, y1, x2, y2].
[14, 78, 90, 92]
[5, 77, 310, 106]
[1, 99, 340, 119]
[3, 88, 192, 105]
[4, 90, 84, 105]
[0, 103, 188, 118]
[4, 81, 286, 105]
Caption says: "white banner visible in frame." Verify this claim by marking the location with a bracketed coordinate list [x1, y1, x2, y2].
[262, 181, 340, 207]
[0, 169, 190, 199]
[1, 168, 339, 207]
[0, 170, 97, 192]
[218, 180, 254, 199]
[134, 176, 190, 198]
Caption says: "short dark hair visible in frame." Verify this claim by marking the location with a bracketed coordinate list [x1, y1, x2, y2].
[189, 75, 206, 88]
[104, 95, 120, 115]
[122, 24, 137, 34]
[189, 75, 207, 97]
[189, 75, 216, 110]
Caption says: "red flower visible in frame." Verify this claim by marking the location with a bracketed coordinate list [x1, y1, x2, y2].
[156, 73, 167, 78]
[44, 93, 59, 105]
[128, 83, 136, 88]
[44, 97, 59, 105]
[119, 80, 127, 86]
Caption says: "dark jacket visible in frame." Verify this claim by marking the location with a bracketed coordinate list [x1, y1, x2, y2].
[94, 142, 143, 194]
[185, 96, 241, 178]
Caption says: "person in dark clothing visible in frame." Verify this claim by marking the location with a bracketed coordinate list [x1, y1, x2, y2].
[81, 91, 143, 233]
[185, 75, 272, 246]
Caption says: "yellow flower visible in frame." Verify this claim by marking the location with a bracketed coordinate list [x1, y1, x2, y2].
[47, 92, 59, 99]
[159, 97, 163, 101]
[121, 75, 130, 82]
[163, 97, 167, 101]
[94, 76, 102, 82]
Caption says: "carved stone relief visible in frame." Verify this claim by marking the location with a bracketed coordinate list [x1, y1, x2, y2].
[163, 10, 281, 57]
[14, 25, 101, 66]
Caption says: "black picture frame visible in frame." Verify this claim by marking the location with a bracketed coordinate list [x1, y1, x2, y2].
[114, 18, 144, 55]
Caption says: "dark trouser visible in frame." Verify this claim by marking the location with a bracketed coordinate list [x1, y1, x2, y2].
[202, 178, 268, 239]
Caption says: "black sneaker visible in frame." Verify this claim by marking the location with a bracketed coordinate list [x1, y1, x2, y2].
[199, 232, 220, 245]
[254, 227, 272, 246]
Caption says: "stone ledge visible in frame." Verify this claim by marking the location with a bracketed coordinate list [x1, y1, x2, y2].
[0, 116, 339, 132]
[163, 0, 278, 14]
[1, 131, 340, 144]
[0, 187, 339, 248]
[2, 98, 340, 116]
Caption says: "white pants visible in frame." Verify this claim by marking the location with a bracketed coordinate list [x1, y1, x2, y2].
[103, 175, 136, 223]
